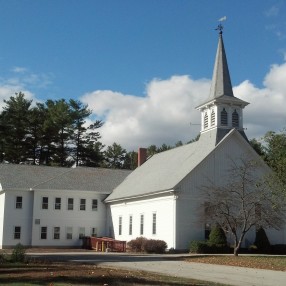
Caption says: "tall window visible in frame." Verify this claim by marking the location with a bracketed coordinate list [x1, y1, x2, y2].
[53, 227, 60, 239]
[119, 216, 122, 235]
[152, 213, 157, 235]
[232, 109, 239, 127]
[205, 223, 211, 240]
[140, 214, 144, 235]
[66, 227, 73, 239]
[204, 113, 208, 128]
[54, 198, 61, 210]
[15, 196, 22, 209]
[80, 199, 86, 211]
[91, 227, 97, 237]
[221, 108, 228, 126]
[67, 198, 74, 210]
[92, 199, 98, 211]
[42, 197, 48, 209]
[41, 227, 47, 239]
[129, 215, 133, 235]
[14, 226, 21, 239]
[211, 110, 215, 126]
[79, 227, 85, 239]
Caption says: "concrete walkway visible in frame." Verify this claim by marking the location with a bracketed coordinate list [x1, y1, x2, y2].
[28, 252, 286, 286]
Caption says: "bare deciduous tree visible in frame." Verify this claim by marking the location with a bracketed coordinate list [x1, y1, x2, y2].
[202, 158, 285, 256]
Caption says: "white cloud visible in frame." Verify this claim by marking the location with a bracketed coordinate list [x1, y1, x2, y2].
[81, 62, 286, 151]
[265, 5, 279, 17]
[81, 75, 210, 150]
[11, 66, 28, 73]
[0, 68, 53, 110]
[0, 84, 35, 110]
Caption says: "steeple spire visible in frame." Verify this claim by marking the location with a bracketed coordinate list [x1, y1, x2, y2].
[209, 26, 234, 100]
[196, 25, 249, 144]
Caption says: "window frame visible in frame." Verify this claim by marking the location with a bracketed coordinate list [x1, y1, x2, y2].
[152, 212, 157, 235]
[53, 226, 60, 239]
[42, 197, 49, 210]
[92, 199, 98, 211]
[66, 227, 73, 240]
[129, 215, 133, 235]
[78, 227, 85, 239]
[14, 226, 21, 239]
[91, 227, 97, 237]
[79, 199, 86, 211]
[67, 198, 74, 210]
[119, 216, 122, 235]
[54, 197, 61, 210]
[15, 196, 23, 209]
[41, 226, 47, 239]
[140, 214, 144, 235]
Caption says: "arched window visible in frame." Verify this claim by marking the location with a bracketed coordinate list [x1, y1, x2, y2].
[204, 113, 208, 129]
[221, 108, 228, 126]
[211, 110, 215, 126]
[232, 109, 239, 127]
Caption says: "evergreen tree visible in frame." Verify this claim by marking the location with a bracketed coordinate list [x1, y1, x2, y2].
[104, 142, 127, 169]
[208, 225, 227, 246]
[254, 227, 271, 252]
[0, 92, 32, 163]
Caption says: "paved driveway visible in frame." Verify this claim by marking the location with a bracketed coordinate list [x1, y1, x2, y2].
[28, 252, 286, 286]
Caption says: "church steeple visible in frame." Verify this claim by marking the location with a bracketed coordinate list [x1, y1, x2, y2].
[196, 26, 249, 144]
[209, 29, 234, 100]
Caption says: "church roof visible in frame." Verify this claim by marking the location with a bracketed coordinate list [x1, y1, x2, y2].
[0, 164, 131, 193]
[105, 129, 233, 202]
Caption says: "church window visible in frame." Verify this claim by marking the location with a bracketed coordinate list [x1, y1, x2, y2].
[232, 109, 239, 127]
[80, 199, 86, 210]
[66, 227, 73, 239]
[221, 108, 228, 126]
[41, 226, 47, 239]
[78, 227, 85, 239]
[119, 216, 122, 235]
[14, 226, 21, 239]
[67, 198, 74, 210]
[92, 199, 98, 211]
[16, 196, 22, 209]
[140, 214, 144, 235]
[42, 197, 48, 210]
[129, 215, 133, 235]
[204, 113, 208, 128]
[53, 227, 60, 239]
[211, 110, 215, 126]
[54, 197, 61, 210]
[91, 227, 97, 237]
[152, 213, 157, 235]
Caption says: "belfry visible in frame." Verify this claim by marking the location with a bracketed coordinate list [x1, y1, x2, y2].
[196, 25, 249, 144]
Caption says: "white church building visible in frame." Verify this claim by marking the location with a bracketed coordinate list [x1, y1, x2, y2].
[1, 30, 285, 249]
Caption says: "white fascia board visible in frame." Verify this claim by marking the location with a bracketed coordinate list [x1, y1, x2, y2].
[105, 189, 175, 203]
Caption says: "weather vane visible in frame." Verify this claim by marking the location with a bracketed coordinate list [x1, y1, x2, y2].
[215, 16, 227, 34]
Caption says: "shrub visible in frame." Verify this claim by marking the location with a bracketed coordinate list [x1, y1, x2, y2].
[11, 243, 26, 263]
[190, 240, 209, 253]
[254, 227, 271, 253]
[127, 237, 147, 252]
[127, 237, 167, 253]
[144, 239, 167, 254]
[208, 225, 227, 247]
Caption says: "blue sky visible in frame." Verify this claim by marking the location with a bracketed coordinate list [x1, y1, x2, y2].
[0, 0, 286, 150]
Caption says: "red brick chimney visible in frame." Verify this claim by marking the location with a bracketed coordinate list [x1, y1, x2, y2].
[138, 148, 147, 166]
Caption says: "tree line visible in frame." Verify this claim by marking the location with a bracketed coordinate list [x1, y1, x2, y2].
[0, 92, 186, 169]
